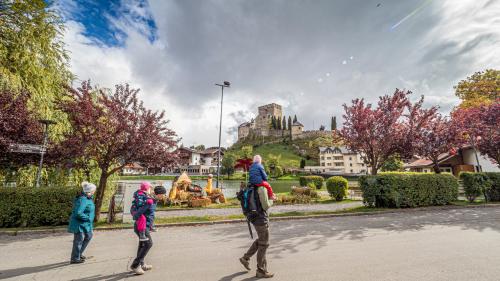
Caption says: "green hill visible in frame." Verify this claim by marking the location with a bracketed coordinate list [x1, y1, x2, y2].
[253, 144, 316, 168]
[228, 134, 335, 169]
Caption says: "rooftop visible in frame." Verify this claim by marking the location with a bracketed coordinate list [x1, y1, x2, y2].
[319, 146, 351, 154]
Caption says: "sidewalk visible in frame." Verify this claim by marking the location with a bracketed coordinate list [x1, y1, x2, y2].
[152, 201, 363, 218]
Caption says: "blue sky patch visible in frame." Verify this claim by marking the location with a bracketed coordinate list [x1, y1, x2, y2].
[55, 0, 158, 47]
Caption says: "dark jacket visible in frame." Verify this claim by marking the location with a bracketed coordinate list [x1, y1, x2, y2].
[133, 199, 155, 231]
[148, 198, 157, 226]
[68, 193, 95, 233]
[248, 163, 268, 185]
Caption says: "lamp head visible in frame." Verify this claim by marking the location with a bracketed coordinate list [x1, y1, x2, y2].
[223, 81, 231, 87]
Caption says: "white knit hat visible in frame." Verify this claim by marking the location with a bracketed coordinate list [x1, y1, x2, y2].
[82, 182, 97, 193]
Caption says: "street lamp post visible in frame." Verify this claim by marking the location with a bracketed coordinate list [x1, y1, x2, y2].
[35, 119, 56, 188]
[214, 81, 230, 190]
[471, 135, 483, 172]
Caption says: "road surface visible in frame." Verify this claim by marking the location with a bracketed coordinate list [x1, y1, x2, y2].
[2, 207, 500, 280]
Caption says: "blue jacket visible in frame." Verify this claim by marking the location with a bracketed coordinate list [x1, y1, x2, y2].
[68, 193, 95, 233]
[249, 163, 268, 185]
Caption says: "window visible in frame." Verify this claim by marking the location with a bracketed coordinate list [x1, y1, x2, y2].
[349, 157, 352, 160]
[327, 157, 332, 160]
[327, 163, 332, 166]
[350, 163, 352, 167]
[350, 169, 353, 173]
[335, 163, 343, 166]
[321, 163, 325, 166]
[334, 156, 343, 160]
[320, 156, 324, 160]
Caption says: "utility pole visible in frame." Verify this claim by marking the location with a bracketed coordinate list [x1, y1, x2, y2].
[36, 119, 56, 188]
[214, 81, 230, 189]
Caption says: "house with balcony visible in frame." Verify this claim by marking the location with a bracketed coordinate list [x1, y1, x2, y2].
[176, 146, 225, 175]
[304, 146, 367, 174]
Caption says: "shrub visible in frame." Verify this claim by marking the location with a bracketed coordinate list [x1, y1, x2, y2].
[359, 173, 458, 208]
[299, 176, 324, 189]
[0, 186, 79, 227]
[461, 173, 490, 202]
[291, 186, 319, 198]
[326, 176, 348, 201]
[485, 172, 500, 201]
[461, 172, 500, 202]
[276, 194, 312, 204]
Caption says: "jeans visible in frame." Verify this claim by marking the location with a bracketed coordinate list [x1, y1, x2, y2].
[71, 231, 93, 261]
[243, 223, 269, 272]
[131, 230, 153, 269]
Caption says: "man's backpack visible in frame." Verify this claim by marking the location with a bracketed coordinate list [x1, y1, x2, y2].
[236, 185, 260, 222]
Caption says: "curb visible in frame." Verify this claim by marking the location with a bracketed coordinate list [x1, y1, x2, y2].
[2, 203, 500, 236]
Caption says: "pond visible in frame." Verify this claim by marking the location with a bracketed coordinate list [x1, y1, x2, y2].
[117, 179, 300, 198]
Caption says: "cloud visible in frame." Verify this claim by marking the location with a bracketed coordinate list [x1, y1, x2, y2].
[57, 0, 500, 147]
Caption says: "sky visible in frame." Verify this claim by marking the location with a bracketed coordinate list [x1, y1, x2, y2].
[54, 0, 500, 147]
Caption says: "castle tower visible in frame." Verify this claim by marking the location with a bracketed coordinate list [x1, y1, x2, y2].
[255, 103, 282, 136]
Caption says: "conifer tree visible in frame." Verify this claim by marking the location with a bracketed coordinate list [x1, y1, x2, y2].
[331, 116, 337, 131]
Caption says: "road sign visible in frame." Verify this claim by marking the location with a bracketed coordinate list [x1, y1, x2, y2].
[9, 143, 46, 154]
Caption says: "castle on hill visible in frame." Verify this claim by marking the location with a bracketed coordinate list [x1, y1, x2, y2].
[238, 103, 329, 141]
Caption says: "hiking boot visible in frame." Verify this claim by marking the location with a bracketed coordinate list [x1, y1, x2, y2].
[70, 259, 85, 264]
[142, 264, 153, 271]
[239, 257, 251, 271]
[256, 270, 274, 278]
[131, 265, 145, 275]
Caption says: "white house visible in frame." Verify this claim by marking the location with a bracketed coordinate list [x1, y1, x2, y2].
[405, 146, 499, 175]
[304, 146, 368, 174]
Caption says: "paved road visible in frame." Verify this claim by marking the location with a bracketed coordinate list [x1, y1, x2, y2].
[153, 201, 363, 218]
[2, 207, 500, 281]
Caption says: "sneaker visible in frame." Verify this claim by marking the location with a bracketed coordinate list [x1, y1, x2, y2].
[256, 270, 274, 278]
[80, 255, 86, 260]
[131, 265, 145, 275]
[142, 264, 153, 271]
[150, 227, 158, 232]
[70, 259, 85, 264]
[239, 257, 251, 271]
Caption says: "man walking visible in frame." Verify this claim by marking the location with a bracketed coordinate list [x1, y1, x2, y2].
[239, 155, 274, 278]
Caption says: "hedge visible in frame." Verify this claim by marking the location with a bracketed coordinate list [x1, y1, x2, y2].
[485, 172, 500, 201]
[360, 173, 458, 208]
[299, 176, 324, 189]
[461, 172, 500, 202]
[326, 176, 348, 201]
[0, 186, 79, 227]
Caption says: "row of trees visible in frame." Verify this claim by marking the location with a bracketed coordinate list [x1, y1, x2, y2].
[271, 115, 298, 131]
[339, 69, 499, 175]
[0, 1, 180, 220]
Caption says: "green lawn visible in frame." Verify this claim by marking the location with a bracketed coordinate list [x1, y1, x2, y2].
[253, 144, 316, 168]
